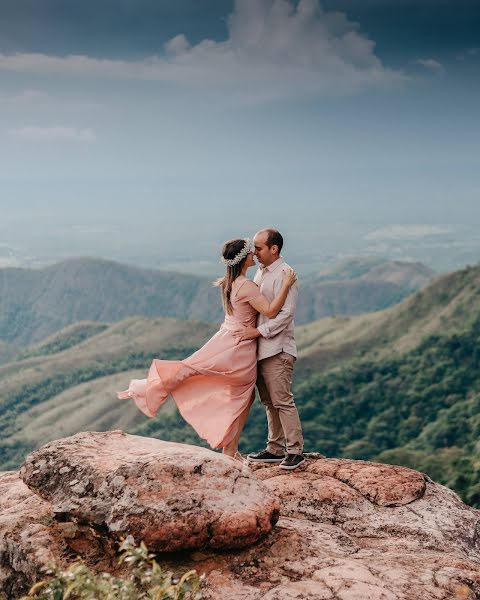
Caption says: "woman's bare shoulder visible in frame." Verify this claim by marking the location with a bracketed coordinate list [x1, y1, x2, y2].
[234, 278, 261, 302]
[235, 277, 258, 290]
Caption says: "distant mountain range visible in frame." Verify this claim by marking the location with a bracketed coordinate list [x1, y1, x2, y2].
[0, 256, 435, 348]
[295, 257, 435, 323]
[0, 258, 221, 347]
[0, 262, 479, 506]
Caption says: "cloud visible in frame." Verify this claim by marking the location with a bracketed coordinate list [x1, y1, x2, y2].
[455, 48, 478, 62]
[9, 126, 96, 142]
[0, 0, 405, 100]
[0, 89, 49, 104]
[0, 89, 99, 110]
[364, 225, 455, 241]
[414, 58, 444, 71]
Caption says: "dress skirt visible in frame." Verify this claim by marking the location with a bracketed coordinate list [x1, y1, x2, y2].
[118, 324, 257, 449]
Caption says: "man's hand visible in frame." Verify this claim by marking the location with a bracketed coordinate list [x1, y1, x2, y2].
[232, 326, 261, 343]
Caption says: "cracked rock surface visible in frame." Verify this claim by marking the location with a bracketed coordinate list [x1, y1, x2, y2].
[19, 431, 280, 552]
[0, 471, 116, 599]
[188, 457, 480, 599]
[1, 433, 480, 599]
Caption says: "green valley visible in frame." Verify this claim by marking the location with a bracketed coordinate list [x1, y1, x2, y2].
[0, 263, 478, 505]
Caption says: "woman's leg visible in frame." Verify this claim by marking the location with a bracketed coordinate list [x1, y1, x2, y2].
[222, 390, 255, 457]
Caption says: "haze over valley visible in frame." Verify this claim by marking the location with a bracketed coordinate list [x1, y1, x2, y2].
[1, 220, 478, 276]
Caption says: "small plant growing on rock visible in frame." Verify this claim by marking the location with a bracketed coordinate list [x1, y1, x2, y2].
[20, 536, 203, 599]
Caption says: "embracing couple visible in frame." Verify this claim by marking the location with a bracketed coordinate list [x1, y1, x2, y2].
[118, 228, 305, 471]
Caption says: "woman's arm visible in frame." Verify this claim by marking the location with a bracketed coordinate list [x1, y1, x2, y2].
[248, 268, 297, 318]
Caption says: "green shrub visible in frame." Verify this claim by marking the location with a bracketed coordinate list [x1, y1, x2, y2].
[20, 537, 203, 600]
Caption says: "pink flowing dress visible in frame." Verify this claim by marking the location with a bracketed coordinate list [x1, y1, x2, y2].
[118, 277, 262, 449]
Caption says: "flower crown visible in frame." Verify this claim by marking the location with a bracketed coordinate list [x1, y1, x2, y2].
[221, 238, 254, 267]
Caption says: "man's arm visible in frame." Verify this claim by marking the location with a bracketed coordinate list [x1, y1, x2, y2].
[257, 283, 298, 339]
[233, 283, 298, 342]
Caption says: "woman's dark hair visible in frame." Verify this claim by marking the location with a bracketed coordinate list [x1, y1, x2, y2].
[214, 239, 249, 315]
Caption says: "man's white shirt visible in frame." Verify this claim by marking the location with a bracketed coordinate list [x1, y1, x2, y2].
[254, 257, 298, 361]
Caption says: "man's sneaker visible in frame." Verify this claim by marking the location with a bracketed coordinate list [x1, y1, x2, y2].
[247, 450, 285, 463]
[279, 454, 305, 470]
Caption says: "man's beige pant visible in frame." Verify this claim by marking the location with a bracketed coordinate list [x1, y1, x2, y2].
[257, 351, 303, 456]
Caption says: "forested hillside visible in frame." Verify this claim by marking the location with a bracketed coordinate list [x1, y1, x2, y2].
[0, 317, 217, 469]
[296, 257, 435, 323]
[0, 258, 221, 346]
[296, 317, 480, 505]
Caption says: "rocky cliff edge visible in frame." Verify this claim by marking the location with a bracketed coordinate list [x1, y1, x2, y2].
[1, 431, 479, 599]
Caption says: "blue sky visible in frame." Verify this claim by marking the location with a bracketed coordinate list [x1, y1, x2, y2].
[0, 0, 479, 272]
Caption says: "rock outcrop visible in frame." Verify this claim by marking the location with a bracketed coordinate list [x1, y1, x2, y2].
[19, 431, 279, 552]
[0, 471, 113, 599]
[1, 431, 480, 599]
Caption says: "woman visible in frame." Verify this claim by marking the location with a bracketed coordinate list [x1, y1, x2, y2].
[117, 238, 296, 459]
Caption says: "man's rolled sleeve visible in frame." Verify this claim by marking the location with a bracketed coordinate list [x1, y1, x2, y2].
[257, 322, 270, 338]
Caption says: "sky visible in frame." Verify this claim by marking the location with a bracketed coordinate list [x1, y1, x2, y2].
[0, 0, 479, 273]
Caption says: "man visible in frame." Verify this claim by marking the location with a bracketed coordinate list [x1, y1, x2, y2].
[234, 228, 304, 470]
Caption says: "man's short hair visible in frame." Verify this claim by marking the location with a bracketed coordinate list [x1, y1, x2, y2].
[260, 228, 283, 253]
